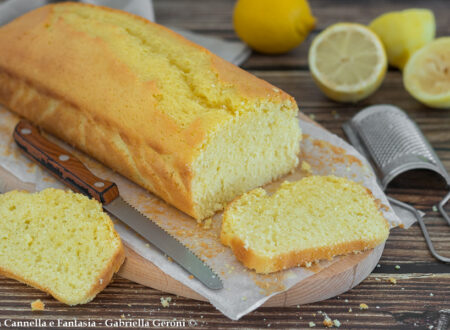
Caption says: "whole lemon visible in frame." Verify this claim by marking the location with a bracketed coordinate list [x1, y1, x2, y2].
[233, 0, 316, 54]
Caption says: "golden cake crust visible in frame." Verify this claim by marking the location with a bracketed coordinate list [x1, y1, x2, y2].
[220, 234, 382, 274]
[0, 3, 297, 220]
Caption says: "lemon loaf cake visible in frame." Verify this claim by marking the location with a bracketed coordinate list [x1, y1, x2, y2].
[0, 3, 301, 220]
[0, 188, 125, 305]
[221, 176, 390, 273]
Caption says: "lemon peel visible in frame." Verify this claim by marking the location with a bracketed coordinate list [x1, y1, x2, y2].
[370, 9, 435, 70]
[233, 0, 316, 54]
[403, 37, 450, 109]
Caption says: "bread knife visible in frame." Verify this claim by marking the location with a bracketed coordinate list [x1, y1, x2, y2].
[13, 120, 223, 290]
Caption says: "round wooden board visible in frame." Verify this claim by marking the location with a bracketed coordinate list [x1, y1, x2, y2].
[118, 243, 384, 307]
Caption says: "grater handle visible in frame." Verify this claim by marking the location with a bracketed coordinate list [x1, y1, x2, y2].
[438, 192, 450, 226]
[388, 196, 450, 263]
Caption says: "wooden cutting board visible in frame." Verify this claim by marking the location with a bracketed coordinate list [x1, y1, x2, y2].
[0, 113, 384, 307]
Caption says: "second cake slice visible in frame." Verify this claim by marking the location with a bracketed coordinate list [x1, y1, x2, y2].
[221, 175, 390, 273]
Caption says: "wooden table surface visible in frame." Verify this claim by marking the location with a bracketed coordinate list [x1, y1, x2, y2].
[1, 0, 449, 329]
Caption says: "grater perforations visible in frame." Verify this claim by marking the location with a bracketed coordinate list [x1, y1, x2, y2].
[343, 104, 450, 189]
[354, 110, 435, 169]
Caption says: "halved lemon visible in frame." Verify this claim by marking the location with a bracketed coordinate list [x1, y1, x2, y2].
[403, 37, 450, 109]
[369, 9, 435, 70]
[309, 23, 387, 103]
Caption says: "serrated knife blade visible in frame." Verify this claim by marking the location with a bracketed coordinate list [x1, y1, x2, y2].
[13, 120, 223, 290]
[105, 197, 223, 289]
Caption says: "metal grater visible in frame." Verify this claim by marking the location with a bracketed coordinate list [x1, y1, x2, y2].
[343, 104, 450, 263]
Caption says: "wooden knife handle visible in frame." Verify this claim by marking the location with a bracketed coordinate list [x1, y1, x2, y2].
[13, 120, 119, 204]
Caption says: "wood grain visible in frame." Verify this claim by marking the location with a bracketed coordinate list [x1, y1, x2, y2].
[0, 0, 449, 328]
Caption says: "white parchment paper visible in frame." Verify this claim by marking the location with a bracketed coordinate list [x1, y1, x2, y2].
[0, 107, 415, 320]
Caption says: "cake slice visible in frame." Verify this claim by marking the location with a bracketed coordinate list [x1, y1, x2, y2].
[0, 188, 125, 305]
[221, 175, 390, 273]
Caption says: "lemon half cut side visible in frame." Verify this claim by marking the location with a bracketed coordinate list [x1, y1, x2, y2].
[309, 23, 387, 103]
[403, 37, 450, 109]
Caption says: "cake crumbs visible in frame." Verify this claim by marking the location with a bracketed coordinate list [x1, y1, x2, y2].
[333, 319, 341, 328]
[359, 303, 369, 310]
[160, 297, 172, 308]
[376, 264, 381, 268]
[203, 218, 212, 230]
[323, 318, 333, 328]
[167, 256, 173, 262]
[145, 243, 150, 248]
[188, 275, 194, 279]
[344, 299, 349, 303]
[308, 114, 316, 121]
[430, 293, 434, 296]
[301, 161, 313, 174]
[241, 296, 247, 301]
[121, 314, 125, 319]
[348, 308, 352, 313]
[127, 304, 132, 307]
[388, 277, 397, 284]
[375, 277, 381, 282]
[99, 278, 103, 285]
[395, 265, 400, 270]
[432, 205, 438, 212]
[31, 299, 45, 311]
[309, 321, 316, 327]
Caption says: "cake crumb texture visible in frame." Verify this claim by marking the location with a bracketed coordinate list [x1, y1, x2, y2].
[221, 175, 390, 273]
[160, 297, 172, 308]
[323, 318, 333, 327]
[0, 188, 125, 305]
[360, 303, 369, 310]
[31, 299, 45, 311]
